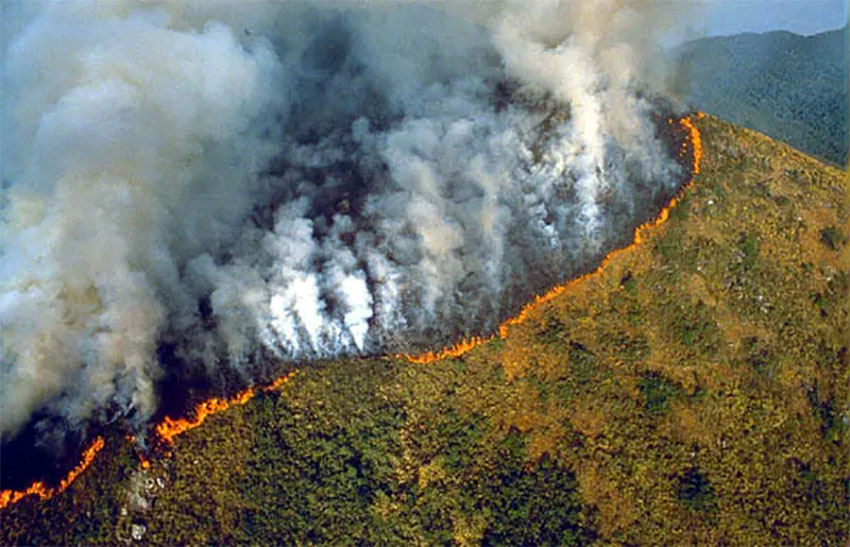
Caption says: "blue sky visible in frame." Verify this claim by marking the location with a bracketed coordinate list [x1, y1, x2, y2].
[699, 0, 848, 37]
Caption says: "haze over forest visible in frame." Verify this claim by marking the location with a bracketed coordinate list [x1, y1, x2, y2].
[675, 24, 849, 166]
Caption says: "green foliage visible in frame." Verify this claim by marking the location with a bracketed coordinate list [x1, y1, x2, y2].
[676, 467, 717, 512]
[479, 455, 591, 546]
[653, 226, 683, 261]
[739, 234, 759, 267]
[537, 313, 567, 346]
[668, 300, 719, 354]
[675, 26, 849, 166]
[805, 383, 849, 443]
[740, 336, 772, 373]
[638, 373, 681, 414]
[820, 225, 847, 251]
[620, 271, 638, 294]
[568, 341, 599, 383]
[231, 362, 406, 544]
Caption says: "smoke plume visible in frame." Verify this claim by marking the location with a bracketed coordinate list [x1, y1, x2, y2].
[1, 1, 689, 443]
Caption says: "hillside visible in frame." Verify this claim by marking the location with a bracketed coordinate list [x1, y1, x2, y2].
[674, 26, 849, 166]
[1, 114, 848, 544]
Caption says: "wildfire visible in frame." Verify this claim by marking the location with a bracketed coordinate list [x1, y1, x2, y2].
[0, 113, 703, 512]
[0, 436, 105, 510]
[0, 371, 297, 511]
[400, 113, 704, 365]
[154, 370, 297, 445]
[401, 335, 492, 364]
[155, 390, 253, 445]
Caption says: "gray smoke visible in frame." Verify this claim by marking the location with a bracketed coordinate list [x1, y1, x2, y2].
[0, 1, 688, 440]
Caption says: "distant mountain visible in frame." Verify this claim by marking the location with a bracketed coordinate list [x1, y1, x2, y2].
[674, 26, 848, 166]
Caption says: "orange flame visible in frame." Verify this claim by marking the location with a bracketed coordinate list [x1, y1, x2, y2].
[0, 436, 105, 510]
[400, 114, 703, 365]
[0, 113, 703, 511]
[0, 371, 297, 511]
[154, 370, 297, 445]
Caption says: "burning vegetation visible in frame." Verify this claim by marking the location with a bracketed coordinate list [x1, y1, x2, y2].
[0, 112, 701, 511]
[153, 371, 298, 446]
[2, 1, 694, 453]
[1, 113, 847, 545]
[401, 114, 704, 364]
[0, 437, 104, 511]
[1, 2, 845, 543]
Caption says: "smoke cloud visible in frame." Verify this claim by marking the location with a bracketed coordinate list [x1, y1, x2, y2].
[1, 1, 688, 442]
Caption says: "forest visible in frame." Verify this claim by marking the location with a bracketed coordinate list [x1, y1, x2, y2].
[675, 25, 848, 166]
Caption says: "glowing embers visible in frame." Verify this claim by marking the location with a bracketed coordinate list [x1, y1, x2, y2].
[0, 436, 105, 510]
[400, 113, 704, 365]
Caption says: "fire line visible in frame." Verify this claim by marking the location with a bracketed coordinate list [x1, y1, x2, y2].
[399, 113, 704, 364]
[0, 371, 298, 510]
[0, 113, 702, 512]
[154, 370, 298, 445]
[0, 436, 105, 511]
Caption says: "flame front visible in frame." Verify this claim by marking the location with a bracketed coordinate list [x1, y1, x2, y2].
[154, 370, 297, 445]
[155, 391, 253, 445]
[0, 436, 105, 510]
[0, 371, 297, 511]
[400, 113, 704, 364]
[0, 113, 702, 511]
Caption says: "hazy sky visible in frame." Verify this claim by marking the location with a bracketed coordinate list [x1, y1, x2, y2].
[699, 0, 848, 37]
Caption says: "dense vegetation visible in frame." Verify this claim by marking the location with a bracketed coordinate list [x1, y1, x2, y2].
[1, 115, 847, 544]
[675, 26, 848, 166]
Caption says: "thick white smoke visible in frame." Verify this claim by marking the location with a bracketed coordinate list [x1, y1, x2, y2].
[1, 1, 687, 441]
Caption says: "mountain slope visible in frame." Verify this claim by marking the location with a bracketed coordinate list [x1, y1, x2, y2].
[675, 26, 849, 166]
[1, 115, 847, 544]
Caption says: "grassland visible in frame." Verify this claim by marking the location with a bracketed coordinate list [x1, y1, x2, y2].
[1, 114, 847, 545]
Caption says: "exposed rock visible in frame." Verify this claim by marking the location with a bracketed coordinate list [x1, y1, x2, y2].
[131, 523, 146, 541]
[128, 492, 149, 513]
